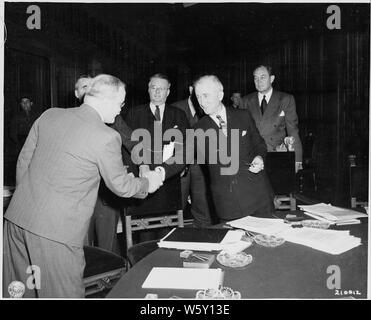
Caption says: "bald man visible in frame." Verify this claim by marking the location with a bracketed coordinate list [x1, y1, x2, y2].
[192, 75, 275, 222]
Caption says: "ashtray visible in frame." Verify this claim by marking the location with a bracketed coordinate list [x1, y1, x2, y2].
[196, 286, 241, 299]
[253, 234, 285, 247]
[216, 251, 253, 268]
[301, 220, 331, 229]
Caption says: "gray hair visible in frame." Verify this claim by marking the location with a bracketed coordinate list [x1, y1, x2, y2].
[194, 75, 224, 92]
[85, 74, 126, 99]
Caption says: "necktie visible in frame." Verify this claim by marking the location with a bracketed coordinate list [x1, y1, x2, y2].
[261, 95, 267, 115]
[155, 105, 161, 121]
[216, 115, 227, 136]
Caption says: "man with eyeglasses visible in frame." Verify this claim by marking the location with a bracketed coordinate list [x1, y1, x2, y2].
[124, 73, 189, 220]
[73, 75, 141, 254]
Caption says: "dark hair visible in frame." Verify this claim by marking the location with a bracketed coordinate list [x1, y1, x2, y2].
[19, 94, 32, 102]
[253, 64, 274, 76]
[149, 73, 171, 86]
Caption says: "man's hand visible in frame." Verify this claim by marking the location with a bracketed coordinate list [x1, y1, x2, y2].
[139, 164, 150, 177]
[249, 156, 264, 173]
[295, 162, 303, 173]
[142, 170, 163, 193]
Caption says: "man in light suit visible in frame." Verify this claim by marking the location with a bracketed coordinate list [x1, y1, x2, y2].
[172, 85, 213, 227]
[75, 75, 138, 253]
[192, 75, 274, 221]
[124, 73, 189, 216]
[242, 65, 303, 172]
[3, 74, 163, 298]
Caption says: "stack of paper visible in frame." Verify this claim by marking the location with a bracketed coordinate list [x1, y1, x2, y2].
[142, 267, 224, 290]
[227, 216, 292, 235]
[298, 203, 368, 225]
[158, 228, 251, 253]
[278, 227, 362, 255]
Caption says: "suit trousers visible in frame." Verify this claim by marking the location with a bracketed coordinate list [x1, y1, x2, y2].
[180, 164, 213, 227]
[3, 220, 85, 298]
[88, 196, 120, 254]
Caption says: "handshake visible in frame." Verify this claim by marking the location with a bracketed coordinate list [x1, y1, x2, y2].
[139, 165, 164, 193]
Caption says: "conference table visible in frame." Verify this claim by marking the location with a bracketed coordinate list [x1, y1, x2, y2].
[107, 212, 368, 299]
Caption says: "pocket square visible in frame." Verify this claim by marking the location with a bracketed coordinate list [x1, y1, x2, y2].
[279, 110, 285, 117]
[242, 130, 247, 136]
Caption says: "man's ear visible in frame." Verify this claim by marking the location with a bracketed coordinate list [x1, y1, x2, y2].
[166, 88, 170, 98]
[218, 91, 224, 101]
[270, 75, 275, 84]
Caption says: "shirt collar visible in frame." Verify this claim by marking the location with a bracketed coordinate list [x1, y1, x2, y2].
[209, 104, 227, 125]
[149, 102, 166, 121]
[258, 87, 273, 103]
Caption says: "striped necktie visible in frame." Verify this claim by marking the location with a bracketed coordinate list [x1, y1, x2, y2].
[216, 115, 227, 136]
[155, 105, 161, 121]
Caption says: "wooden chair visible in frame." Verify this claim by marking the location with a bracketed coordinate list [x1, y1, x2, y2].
[83, 246, 127, 297]
[297, 132, 317, 196]
[124, 209, 184, 267]
[265, 151, 297, 210]
[349, 155, 368, 209]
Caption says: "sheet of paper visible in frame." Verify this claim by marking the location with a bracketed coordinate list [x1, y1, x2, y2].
[163, 142, 175, 162]
[227, 216, 291, 235]
[278, 227, 361, 255]
[158, 230, 243, 251]
[298, 203, 368, 221]
[142, 267, 223, 290]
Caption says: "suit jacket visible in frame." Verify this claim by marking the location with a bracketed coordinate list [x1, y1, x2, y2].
[5, 104, 149, 247]
[124, 103, 189, 214]
[242, 90, 303, 162]
[193, 107, 274, 220]
[172, 99, 198, 127]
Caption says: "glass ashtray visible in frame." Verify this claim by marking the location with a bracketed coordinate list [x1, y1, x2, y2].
[196, 286, 241, 299]
[301, 220, 331, 229]
[216, 251, 253, 268]
[253, 234, 285, 247]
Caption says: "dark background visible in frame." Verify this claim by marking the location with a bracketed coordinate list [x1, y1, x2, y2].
[3, 2, 369, 206]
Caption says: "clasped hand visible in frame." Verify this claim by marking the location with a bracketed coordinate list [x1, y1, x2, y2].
[139, 165, 163, 193]
[248, 156, 264, 173]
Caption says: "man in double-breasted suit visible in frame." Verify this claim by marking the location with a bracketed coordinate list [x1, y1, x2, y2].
[124, 73, 189, 215]
[172, 85, 213, 227]
[3, 74, 163, 298]
[242, 65, 303, 172]
[192, 75, 274, 221]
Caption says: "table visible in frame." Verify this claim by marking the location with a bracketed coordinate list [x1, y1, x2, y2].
[107, 217, 368, 299]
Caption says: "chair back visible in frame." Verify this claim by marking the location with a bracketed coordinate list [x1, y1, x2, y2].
[349, 155, 369, 208]
[124, 209, 184, 250]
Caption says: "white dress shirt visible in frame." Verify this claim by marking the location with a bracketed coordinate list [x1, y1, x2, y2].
[150, 102, 165, 122]
[210, 104, 227, 128]
[258, 87, 273, 105]
[188, 97, 196, 117]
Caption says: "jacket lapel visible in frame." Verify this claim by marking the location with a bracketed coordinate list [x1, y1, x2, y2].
[264, 90, 280, 119]
[252, 93, 263, 120]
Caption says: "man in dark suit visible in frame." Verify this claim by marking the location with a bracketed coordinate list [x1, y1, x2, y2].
[3, 74, 163, 298]
[242, 65, 303, 172]
[124, 73, 189, 216]
[172, 85, 213, 227]
[229, 90, 243, 109]
[192, 75, 274, 221]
